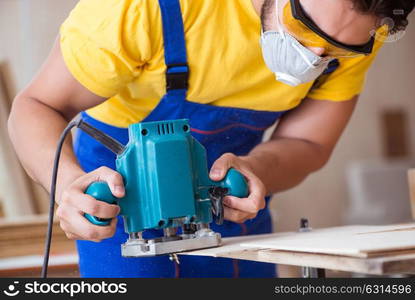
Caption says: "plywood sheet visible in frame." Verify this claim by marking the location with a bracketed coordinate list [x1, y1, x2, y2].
[181, 224, 415, 275]
[180, 234, 276, 258]
[240, 223, 415, 258]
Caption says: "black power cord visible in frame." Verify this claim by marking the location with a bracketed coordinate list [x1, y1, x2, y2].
[41, 119, 125, 278]
[41, 119, 82, 278]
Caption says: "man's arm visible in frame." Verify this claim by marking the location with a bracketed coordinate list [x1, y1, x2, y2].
[8, 38, 125, 241]
[210, 96, 358, 222]
[8, 38, 103, 191]
[247, 96, 358, 193]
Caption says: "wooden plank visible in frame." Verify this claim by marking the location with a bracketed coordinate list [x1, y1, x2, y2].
[0, 215, 76, 258]
[240, 223, 415, 258]
[234, 250, 415, 276]
[0, 63, 36, 217]
[181, 239, 415, 276]
[0, 264, 79, 278]
[0, 215, 78, 277]
[180, 233, 279, 257]
[409, 169, 415, 219]
[181, 224, 415, 275]
[182, 224, 415, 259]
[0, 61, 50, 215]
[0, 254, 79, 278]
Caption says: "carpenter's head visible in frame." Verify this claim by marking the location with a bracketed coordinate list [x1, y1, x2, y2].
[260, 0, 415, 57]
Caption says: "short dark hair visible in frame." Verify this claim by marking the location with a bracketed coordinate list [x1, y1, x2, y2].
[351, 0, 415, 33]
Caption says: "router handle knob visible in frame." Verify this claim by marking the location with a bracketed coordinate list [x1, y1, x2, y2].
[220, 168, 249, 198]
[84, 182, 118, 226]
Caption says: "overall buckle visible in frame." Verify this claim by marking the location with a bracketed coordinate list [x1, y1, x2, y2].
[166, 63, 189, 91]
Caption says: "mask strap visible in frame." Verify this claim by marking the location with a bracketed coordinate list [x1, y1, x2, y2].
[275, 0, 285, 37]
[292, 42, 318, 68]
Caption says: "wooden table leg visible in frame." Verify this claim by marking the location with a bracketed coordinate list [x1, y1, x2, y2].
[317, 268, 326, 278]
[302, 266, 326, 278]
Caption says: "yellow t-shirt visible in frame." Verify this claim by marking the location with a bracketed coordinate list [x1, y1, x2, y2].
[60, 0, 383, 128]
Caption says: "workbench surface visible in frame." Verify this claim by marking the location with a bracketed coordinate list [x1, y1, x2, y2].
[181, 224, 415, 276]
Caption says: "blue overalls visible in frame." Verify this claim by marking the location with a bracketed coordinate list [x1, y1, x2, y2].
[73, 0, 286, 278]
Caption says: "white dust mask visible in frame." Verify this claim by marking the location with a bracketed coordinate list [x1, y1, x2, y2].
[259, 0, 333, 86]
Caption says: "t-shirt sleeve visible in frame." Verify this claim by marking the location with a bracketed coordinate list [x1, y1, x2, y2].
[306, 36, 384, 101]
[60, 0, 151, 98]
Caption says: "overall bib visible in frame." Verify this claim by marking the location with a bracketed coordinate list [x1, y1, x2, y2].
[74, 0, 286, 278]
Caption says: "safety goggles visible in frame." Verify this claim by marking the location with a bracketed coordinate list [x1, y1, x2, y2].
[278, 0, 376, 58]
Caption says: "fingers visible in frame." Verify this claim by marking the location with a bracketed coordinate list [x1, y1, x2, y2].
[57, 166, 124, 242]
[223, 174, 266, 213]
[61, 188, 120, 219]
[209, 153, 267, 223]
[223, 206, 256, 224]
[85, 166, 125, 198]
[57, 207, 118, 242]
[64, 232, 82, 241]
[209, 153, 236, 181]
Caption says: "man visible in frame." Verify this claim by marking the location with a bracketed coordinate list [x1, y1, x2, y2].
[8, 0, 414, 277]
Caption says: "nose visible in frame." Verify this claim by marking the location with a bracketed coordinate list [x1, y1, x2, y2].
[306, 46, 325, 57]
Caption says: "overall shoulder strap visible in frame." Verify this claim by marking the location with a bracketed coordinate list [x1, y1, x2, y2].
[309, 59, 340, 92]
[158, 0, 189, 92]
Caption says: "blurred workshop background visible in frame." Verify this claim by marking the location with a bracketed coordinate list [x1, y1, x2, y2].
[0, 0, 414, 277]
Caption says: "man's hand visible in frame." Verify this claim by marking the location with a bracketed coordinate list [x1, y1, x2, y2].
[56, 167, 125, 242]
[209, 153, 266, 223]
